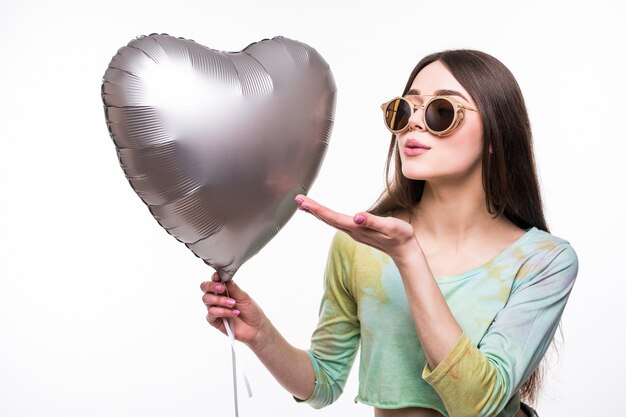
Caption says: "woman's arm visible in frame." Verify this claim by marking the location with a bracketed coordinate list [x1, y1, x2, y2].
[203, 230, 361, 408]
[295, 195, 463, 370]
[202, 275, 315, 400]
[392, 242, 464, 369]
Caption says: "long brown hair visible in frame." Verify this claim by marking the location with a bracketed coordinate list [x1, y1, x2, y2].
[369, 50, 549, 403]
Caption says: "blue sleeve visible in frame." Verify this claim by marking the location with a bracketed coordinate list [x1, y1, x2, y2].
[423, 244, 579, 417]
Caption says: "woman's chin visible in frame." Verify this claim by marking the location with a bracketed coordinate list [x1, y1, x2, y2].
[401, 167, 431, 181]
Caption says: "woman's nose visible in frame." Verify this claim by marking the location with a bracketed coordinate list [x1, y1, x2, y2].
[408, 105, 426, 132]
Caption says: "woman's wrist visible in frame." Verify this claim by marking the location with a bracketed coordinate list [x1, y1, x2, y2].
[390, 238, 425, 270]
[246, 314, 275, 353]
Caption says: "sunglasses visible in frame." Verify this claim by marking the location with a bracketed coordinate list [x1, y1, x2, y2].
[380, 95, 479, 137]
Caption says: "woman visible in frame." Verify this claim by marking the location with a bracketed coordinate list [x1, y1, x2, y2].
[201, 49, 578, 417]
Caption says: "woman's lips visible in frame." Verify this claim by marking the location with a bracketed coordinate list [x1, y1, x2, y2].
[404, 139, 431, 156]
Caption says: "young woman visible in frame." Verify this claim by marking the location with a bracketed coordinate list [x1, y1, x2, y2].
[201, 49, 578, 417]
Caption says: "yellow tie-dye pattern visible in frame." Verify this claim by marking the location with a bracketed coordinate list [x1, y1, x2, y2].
[511, 246, 526, 261]
[536, 239, 558, 252]
[423, 334, 509, 417]
[484, 264, 514, 304]
[353, 246, 388, 305]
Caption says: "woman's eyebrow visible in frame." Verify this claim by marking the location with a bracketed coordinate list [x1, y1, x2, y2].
[435, 89, 469, 101]
[406, 88, 469, 102]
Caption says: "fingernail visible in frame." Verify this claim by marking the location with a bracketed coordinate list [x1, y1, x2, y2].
[215, 283, 223, 292]
[226, 298, 236, 306]
[295, 197, 303, 205]
[232, 309, 241, 315]
[355, 214, 365, 224]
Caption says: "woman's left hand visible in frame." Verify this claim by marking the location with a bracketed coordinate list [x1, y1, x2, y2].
[295, 194, 418, 261]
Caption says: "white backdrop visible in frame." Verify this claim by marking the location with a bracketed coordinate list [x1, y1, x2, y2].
[1, 0, 624, 416]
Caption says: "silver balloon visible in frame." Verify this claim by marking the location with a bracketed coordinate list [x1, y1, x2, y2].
[102, 34, 336, 281]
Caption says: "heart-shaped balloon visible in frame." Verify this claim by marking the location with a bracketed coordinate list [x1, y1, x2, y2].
[102, 34, 336, 281]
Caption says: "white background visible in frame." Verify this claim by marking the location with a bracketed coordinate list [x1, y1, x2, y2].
[1, 0, 624, 416]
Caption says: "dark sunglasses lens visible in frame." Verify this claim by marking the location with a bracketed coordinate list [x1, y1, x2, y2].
[384, 99, 411, 132]
[425, 98, 455, 132]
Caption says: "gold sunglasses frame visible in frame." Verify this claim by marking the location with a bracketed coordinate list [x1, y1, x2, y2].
[380, 95, 479, 137]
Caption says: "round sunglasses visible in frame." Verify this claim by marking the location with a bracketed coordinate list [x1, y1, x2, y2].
[380, 95, 479, 137]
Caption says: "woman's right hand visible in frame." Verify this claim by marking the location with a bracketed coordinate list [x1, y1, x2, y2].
[201, 272, 268, 347]
[202, 273, 316, 401]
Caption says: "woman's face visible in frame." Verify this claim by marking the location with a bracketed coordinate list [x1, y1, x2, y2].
[397, 61, 484, 184]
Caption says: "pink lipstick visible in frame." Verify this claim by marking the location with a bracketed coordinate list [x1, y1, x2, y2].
[404, 139, 431, 157]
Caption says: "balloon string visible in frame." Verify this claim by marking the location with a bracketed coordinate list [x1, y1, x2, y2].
[221, 286, 252, 417]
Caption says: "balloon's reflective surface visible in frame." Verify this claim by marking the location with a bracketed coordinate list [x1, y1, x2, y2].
[102, 34, 336, 281]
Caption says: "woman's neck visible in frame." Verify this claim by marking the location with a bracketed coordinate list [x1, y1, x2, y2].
[411, 175, 503, 241]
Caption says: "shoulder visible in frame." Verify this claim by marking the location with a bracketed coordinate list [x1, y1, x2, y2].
[512, 228, 579, 289]
[328, 230, 356, 257]
[327, 230, 375, 260]
[521, 228, 578, 266]
[327, 230, 392, 270]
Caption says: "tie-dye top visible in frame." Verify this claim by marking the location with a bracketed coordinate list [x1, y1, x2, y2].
[297, 227, 578, 417]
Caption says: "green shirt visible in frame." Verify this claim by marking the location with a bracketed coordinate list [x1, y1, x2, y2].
[298, 227, 578, 417]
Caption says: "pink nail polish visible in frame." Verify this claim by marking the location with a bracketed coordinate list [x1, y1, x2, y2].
[295, 197, 303, 205]
[215, 283, 223, 292]
[226, 299, 236, 306]
[232, 309, 241, 315]
[355, 215, 365, 224]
